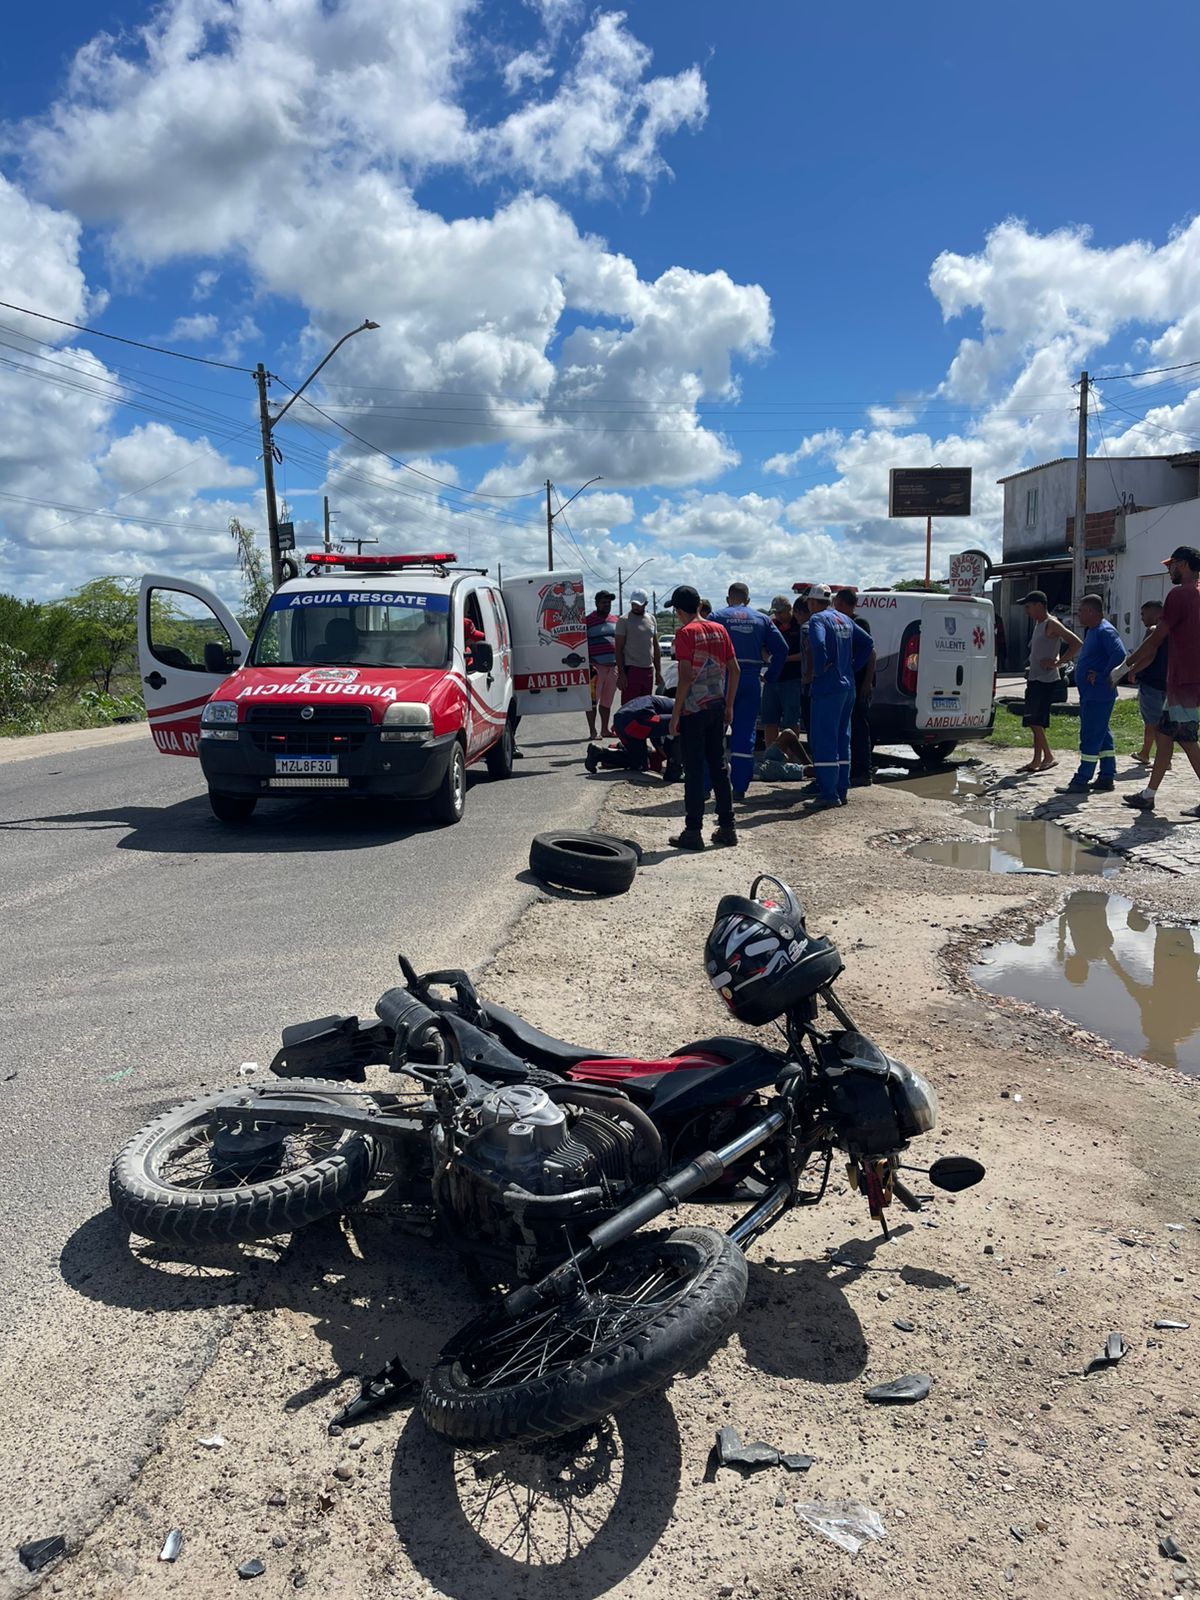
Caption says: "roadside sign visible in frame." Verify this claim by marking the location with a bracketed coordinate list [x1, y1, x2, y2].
[948, 551, 988, 596]
[277, 521, 295, 551]
[888, 467, 973, 518]
[1085, 554, 1116, 583]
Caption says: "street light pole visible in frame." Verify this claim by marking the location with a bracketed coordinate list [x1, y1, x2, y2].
[256, 319, 379, 588]
[544, 476, 603, 575]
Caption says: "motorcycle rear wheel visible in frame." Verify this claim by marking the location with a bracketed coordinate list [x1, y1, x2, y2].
[109, 1079, 379, 1245]
[421, 1225, 747, 1445]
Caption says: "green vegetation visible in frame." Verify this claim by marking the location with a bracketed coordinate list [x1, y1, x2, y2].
[893, 578, 950, 593]
[987, 698, 1146, 756]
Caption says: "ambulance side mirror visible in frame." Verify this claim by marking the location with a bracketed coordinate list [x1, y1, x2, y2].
[204, 642, 237, 674]
[469, 641, 494, 675]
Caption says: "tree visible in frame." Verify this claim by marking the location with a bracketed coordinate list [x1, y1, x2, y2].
[229, 518, 271, 631]
[60, 576, 141, 692]
[893, 578, 949, 593]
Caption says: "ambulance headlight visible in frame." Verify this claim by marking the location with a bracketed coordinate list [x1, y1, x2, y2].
[200, 700, 239, 739]
[381, 702, 434, 741]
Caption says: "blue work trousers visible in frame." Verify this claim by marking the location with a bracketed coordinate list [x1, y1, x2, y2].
[1071, 696, 1117, 784]
[729, 670, 763, 796]
[809, 685, 854, 801]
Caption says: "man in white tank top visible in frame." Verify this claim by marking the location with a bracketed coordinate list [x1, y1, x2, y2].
[1017, 591, 1081, 773]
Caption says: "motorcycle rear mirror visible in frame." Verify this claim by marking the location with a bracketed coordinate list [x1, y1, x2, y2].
[927, 1155, 986, 1193]
[749, 873, 804, 923]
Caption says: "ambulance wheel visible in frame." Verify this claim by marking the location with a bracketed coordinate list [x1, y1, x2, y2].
[485, 711, 516, 779]
[431, 742, 466, 826]
[913, 742, 957, 769]
[209, 789, 257, 824]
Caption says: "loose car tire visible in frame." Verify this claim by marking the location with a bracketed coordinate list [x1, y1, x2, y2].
[485, 713, 516, 779]
[913, 741, 957, 769]
[528, 830, 639, 894]
[421, 1226, 748, 1445]
[431, 742, 467, 825]
[109, 1079, 379, 1245]
[209, 789, 257, 823]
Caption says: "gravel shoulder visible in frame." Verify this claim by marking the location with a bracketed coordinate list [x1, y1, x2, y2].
[36, 757, 1200, 1600]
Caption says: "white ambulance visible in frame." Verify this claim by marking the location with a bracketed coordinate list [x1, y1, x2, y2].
[794, 585, 996, 765]
[136, 552, 591, 824]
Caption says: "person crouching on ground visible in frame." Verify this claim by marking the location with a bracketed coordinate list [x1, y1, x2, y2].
[1017, 591, 1081, 772]
[755, 726, 812, 783]
[1055, 595, 1126, 794]
[584, 589, 617, 741]
[615, 587, 662, 704]
[585, 694, 680, 779]
[666, 585, 739, 850]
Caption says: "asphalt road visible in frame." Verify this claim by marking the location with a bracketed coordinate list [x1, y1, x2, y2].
[0, 716, 603, 1594]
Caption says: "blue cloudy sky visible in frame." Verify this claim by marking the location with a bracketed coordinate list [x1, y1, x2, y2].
[2, 0, 1199, 602]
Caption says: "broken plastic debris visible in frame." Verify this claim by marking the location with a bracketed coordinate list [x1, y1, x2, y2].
[795, 1501, 887, 1556]
[330, 1356, 419, 1429]
[237, 1558, 266, 1579]
[893, 1318, 916, 1333]
[17, 1536, 66, 1573]
[238, 1062, 259, 1077]
[865, 1373, 931, 1404]
[716, 1427, 779, 1470]
[1160, 1534, 1188, 1563]
[1154, 1319, 1190, 1331]
[197, 1434, 226, 1449]
[781, 1454, 815, 1472]
[159, 1529, 183, 1563]
[1084, 1333, 1128, 1375]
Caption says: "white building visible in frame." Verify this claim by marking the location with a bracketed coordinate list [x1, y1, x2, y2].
[990, 453, 1200, 667]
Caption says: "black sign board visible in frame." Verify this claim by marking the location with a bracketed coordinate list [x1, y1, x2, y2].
[888, 467, 972, 518]
[277, 521, 296, 551]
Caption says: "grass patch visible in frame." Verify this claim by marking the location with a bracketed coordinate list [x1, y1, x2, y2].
[0, 686, 144, 739]
[987, 698, 1146, 756]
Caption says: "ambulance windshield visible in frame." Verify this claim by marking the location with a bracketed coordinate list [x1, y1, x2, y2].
[251, 590, 451, 670]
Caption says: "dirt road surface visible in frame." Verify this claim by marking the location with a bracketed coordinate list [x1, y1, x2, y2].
[17, 754, 1199, 1600]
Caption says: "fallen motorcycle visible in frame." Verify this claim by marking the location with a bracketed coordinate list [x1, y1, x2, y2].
[109, 874, 984, 1444]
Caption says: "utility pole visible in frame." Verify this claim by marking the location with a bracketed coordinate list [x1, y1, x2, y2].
[924, 515, 933, 587]
[618, 568, 623, 611]
[1072, 370, 1090, 624]
[255, 363, 283, 589]
[546, 479, 554, 570]
[323, 495, 332, 553]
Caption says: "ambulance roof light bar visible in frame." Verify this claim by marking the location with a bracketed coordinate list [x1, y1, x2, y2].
[305, 551, 459, 569]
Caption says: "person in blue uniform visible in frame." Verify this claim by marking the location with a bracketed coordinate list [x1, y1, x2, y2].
[805, 585, 874, 808]
[1056, 595, 1127, 794]
[711, 582, 788, 799]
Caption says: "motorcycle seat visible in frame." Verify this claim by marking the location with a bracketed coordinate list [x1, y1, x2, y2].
[481, 1002, 618, 1070]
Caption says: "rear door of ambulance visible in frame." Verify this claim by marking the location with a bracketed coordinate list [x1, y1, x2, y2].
[915, 597, 994, 737]
[136, 575, 251, 756]
[501, 570, 591, 715]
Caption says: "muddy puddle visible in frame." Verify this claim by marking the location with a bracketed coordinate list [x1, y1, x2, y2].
[909, 805, 1121, 878]
[974, 892, 1200, 1074]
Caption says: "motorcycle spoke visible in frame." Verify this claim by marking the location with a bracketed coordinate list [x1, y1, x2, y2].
[155, 1121, 342, 1192]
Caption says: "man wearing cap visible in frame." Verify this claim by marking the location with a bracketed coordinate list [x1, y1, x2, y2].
[584, 589, 618, 741]
[1017, 591, 1081, 774]
[834, 588, 876, 787]
[1119, 545, 1200, 815]
[712, 582, 788, 800]
[615, 588, 662, 704]
[1054, 595, 1126, 795]
[805, 586, 874, 809]
[666, 585, 740, 849]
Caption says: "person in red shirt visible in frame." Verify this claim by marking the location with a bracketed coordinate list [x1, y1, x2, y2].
[1119, 544, 1200, 816]
[666, 584, 740, 850]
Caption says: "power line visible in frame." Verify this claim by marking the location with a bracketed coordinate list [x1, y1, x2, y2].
[0, 298, 256, 373]
[0, 488, 237, 535]
[550, 489, 605, 581]
[1092, 356, 1200, 383]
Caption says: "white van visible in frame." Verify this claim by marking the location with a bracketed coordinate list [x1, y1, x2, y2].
[136, 552, 591, 825]
[844, 589, 996, 764]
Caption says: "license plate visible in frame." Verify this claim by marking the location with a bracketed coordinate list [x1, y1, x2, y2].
[274, 757, 338, 775]
[931, 696, 960, 710]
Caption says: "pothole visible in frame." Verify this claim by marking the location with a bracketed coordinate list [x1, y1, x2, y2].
[973, 891, 1200, 1075]
[909, 806, 1121, 878]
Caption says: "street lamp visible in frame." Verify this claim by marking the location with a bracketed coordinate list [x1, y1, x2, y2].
[617, 556, 652, 611]
[255, 319, 380, 587]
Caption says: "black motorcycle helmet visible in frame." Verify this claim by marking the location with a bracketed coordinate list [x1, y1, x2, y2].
[705, 874, 843, 1025]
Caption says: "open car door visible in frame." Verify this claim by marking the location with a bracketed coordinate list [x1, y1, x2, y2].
[501, 570, 591, 716]
[137, 575, 251, 757]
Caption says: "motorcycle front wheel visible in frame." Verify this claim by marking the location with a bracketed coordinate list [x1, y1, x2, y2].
[109, 1078, 379, 1245]
[421, 1225, 748, 1445]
